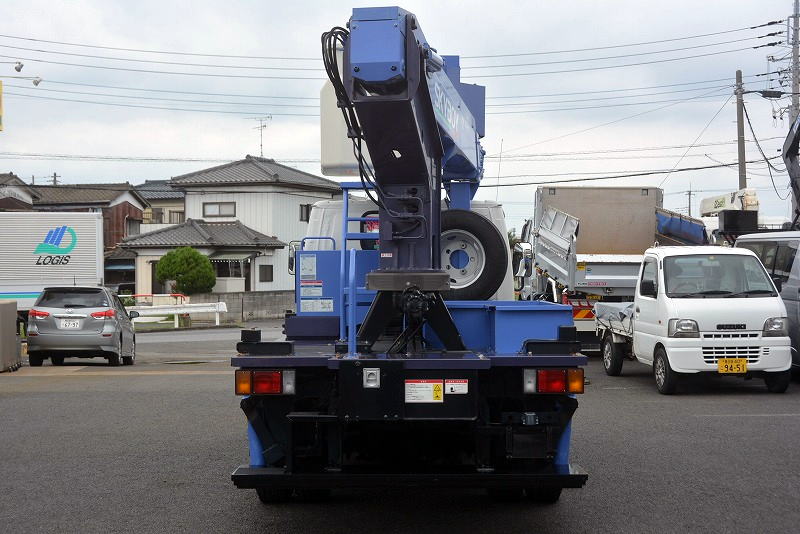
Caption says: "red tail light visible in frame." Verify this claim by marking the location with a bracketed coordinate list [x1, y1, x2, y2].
[90, 309, 115, 319]
[29, 309, 49, 318]
[537, 369, 567, 393]
[253, 371, 282, 394]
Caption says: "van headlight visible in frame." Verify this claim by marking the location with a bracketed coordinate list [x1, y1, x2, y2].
[668, 318, 700, 338]
[763, 317, 788, 337]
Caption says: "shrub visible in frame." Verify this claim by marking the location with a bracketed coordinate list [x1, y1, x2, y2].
[155, 247, 216, 295]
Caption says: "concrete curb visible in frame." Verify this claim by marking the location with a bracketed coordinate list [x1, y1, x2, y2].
[134, 323, 244, 333]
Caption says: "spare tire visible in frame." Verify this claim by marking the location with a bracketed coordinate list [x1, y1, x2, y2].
[440, 209, 508, 300]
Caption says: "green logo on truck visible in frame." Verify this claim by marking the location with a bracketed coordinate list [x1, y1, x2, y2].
[34, 225, 77, 264]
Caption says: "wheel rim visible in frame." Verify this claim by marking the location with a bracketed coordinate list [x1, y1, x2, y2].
[131, 340, 135, 362]
[655, 356, 665, 387]
[603, 341, 612, 369]
[440, 229, 486, 289]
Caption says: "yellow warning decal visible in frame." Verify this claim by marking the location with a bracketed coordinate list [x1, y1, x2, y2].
[433, 383, 443, 401]
[576, 262, 586, 271]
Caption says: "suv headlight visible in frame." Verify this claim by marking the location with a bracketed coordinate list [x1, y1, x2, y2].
[763, 317, 788, 337]
[668, 318, 700, 338]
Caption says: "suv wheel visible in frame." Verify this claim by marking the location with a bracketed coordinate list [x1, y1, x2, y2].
[51, 356, 64, 366]
[654, 347, 679, 395]
[29, 354, 43, 367]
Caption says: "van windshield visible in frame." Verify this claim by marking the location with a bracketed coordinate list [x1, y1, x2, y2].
[664, 254, 776, 298]
[36, 288, 108, 308]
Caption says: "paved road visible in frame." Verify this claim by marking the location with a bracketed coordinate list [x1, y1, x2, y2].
[2, 325, 799, 533]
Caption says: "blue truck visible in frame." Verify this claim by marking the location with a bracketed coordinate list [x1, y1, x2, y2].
[231, 6, 587, 503]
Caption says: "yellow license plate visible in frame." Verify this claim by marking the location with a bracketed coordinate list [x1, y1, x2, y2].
[718, 358, 747, 374]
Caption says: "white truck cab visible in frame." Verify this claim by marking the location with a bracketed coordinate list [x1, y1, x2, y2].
[595, 246, 792, 394]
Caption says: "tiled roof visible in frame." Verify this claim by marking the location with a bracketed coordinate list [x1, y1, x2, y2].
[0, 173, 40, 199]
[135, 180, 185, 200]
[32, 182, 148, 206]
[120, 219, 286, 249]
[105, 247, 137, 260]
[170, 155, 340, 192]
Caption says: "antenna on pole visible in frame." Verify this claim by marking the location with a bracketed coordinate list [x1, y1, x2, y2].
[251, 116, 272, 158]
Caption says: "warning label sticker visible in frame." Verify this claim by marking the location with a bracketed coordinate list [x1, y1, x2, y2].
[404, 379, 444, 403]
[299, 298, 334, 313]
[445, 379, 468, 394]
[300, 281, 323, 297]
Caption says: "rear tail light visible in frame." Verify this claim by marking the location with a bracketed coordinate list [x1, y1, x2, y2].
[91, 309, 115, 319]
[235, 369, 296, 395]
[525, 368, 585, 394]
[253, 371, 282, 394]
[29, 309, 49, 319]
[537, 369, 567, 393]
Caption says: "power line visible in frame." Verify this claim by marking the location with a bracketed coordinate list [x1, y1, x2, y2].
[3, 83, 318, 108]
[0, 53, 326, 80]
[0, 21, 780, 62]
[463, 35, 778, 70]
[0, 33, 775, 73]
[657, 93, 734, 187]
[460, 21, 783, 58]
[463, 43, 782, 79]
[3, 86, 733, 116]
[0, 43, 322, 71]
[479, 156, 783, 188]
[742, 101, 790, 200]
[0, 44, 781, 81]
[496, 87, 731, 156]
[485, 84, 735, 106]
[2, 91, 318, 116]
[486, 91, 728, 114]
[487, 137, 783, 158]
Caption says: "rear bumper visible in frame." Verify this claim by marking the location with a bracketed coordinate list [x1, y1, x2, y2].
[231, 465, 588, 490]
[27, 332, 118, 354]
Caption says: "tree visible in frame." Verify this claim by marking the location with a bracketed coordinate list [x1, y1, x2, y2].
[155, 247, 216, 295]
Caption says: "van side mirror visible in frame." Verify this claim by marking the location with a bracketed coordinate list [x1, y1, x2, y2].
[772, 277, 783, 293]
[640, 280, 657, 298]
[129, 310, 140, 319]
[288, 241, 300, 275]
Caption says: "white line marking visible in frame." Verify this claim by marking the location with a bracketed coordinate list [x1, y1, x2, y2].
[693, 413, 800, 418]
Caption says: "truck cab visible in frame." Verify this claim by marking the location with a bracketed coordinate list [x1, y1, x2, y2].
[596, 246, 792, 394]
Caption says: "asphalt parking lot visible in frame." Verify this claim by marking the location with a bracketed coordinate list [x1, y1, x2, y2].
[2, 322, 799, 534]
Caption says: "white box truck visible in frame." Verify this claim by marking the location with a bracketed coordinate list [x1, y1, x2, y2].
[0, 212, 104, 321]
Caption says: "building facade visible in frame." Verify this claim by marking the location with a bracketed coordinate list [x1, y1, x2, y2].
[170, 155, 340, 291]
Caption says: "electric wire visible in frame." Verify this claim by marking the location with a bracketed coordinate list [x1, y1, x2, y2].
[464, 43, 782, 79]
[657, 93, 734, 187]
[742, 101, 790, 200]
[0, 21, 780, 61]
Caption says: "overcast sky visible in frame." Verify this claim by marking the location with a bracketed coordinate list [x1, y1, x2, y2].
[0, 0, 795, 230]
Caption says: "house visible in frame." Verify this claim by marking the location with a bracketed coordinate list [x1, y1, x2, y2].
[135, 180, 186, 231]
[169, 155, 340, 291]
[31, 182, 149, 250]
[120, 218, 286, 294]
[0, 173, 40, 210]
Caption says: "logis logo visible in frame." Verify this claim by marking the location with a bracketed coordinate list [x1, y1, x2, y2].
[34, 225, 77, 265]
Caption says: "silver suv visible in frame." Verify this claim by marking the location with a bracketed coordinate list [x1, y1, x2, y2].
[27, 286, 139, 366]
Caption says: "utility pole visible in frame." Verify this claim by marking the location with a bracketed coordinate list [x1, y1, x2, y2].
[686, 184, 694, 217]
[792, 0, 800, 123]
[735, 70, 747, 190]
[51, 172, 60, 185]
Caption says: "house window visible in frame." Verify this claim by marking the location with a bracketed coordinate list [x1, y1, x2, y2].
[147, 208, 164, 224]
[203, 202, 236, 217]
[126, 218, 141, 236]
[259, 264, 274, 283]
[169, 211, 185, 224]
[215, 261, 243, 278]
[299, 204, 312, 222]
